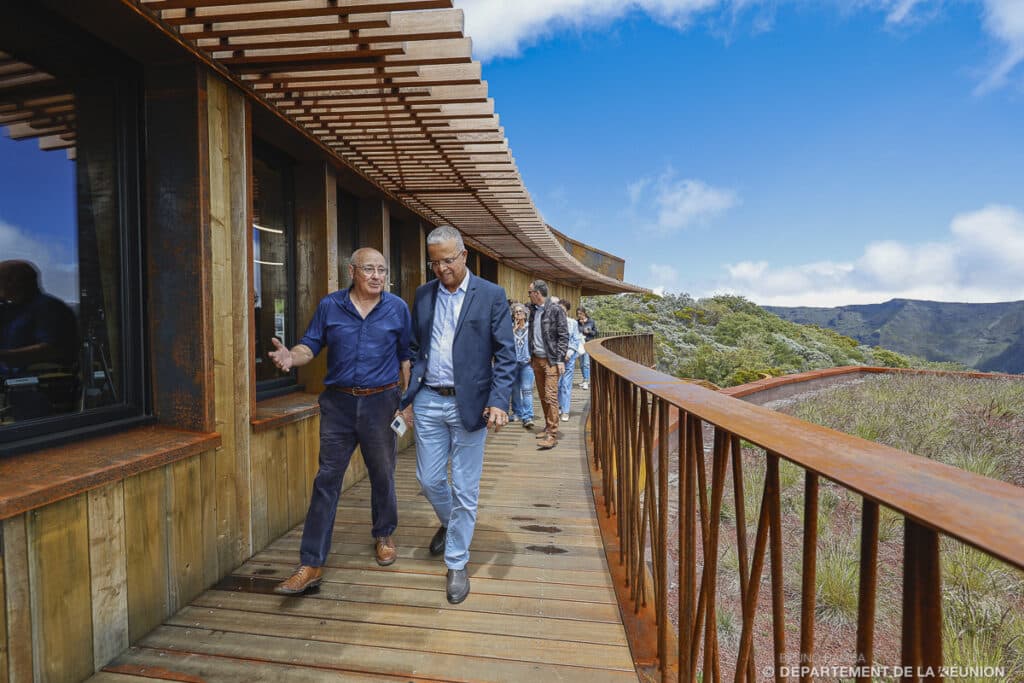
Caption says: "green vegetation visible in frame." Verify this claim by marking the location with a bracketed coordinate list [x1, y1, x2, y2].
[582, 293, 955, 386]
[786, 374, 1024, 679]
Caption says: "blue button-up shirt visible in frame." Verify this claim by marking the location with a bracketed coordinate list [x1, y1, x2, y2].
[299, 289, 413, 388]
[424, 271, 469, 386]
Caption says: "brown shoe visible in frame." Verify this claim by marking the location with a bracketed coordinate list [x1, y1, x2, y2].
[375, 536, 396, 566]
[536, 430, 560, 439]
[274, 565, 323, 595]
[537, 434, 557, 450]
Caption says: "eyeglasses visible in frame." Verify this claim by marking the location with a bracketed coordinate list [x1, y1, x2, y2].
[355, 265, 388, 276]
[426, 254, 462, 269]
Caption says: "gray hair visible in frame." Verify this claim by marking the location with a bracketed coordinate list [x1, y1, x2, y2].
[530, 279, 548, 297]
[426, 225, 465, 252]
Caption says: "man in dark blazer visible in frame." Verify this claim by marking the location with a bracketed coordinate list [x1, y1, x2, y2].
[398, 225, 516, 604]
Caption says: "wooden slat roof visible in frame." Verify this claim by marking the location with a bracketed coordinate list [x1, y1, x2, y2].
[133, 0, 644, 293]
[0, 52, 77, 159]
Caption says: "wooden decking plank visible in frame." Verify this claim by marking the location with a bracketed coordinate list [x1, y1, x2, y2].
[279, 521, 606, 545]
[138, 625, 638, 683]
[192, 589, 628, 643]
[232, 560, 619, 603]
[268, 534, 609, 566]
[167, 603, 634, 668]
[87, 387, 638, 683]
[110, 647, 417, 682]
[251, 548, 617, 587]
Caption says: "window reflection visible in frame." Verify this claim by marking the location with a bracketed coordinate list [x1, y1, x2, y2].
[252, 145, 295, 388]
[0, 54, 124, 428]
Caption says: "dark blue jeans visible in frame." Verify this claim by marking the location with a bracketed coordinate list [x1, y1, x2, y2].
[299, 386, 400, 567]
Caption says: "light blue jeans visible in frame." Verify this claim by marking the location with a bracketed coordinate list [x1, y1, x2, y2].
[579, 351, 590, 382]
[412, 387, 488, 570]
[511, 360, 534, 422]
[558, 351, 578, 414]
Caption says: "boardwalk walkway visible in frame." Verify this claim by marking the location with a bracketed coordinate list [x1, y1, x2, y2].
[90, 389, 639, 682]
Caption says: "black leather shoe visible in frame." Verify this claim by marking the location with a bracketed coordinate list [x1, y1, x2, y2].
[429, 526, 447, 556]
[446, 568, 470, 604]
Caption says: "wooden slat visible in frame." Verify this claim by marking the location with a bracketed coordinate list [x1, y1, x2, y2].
[286, 423, 306, 526]
[0, 525, 6, 683]
[28, 495, 93, 683]
[265, 427, 289, 539]
[208, 72, 242, 577]
[168, 458, 204, 612]
[2, 516, 31, 683]
[88, 483, 129, 671]
[124, 467, 169, 642]
[200, 449, 220, 588]
[227, 86, 254, 565]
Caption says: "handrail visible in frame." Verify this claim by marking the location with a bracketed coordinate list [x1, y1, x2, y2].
[587, 333, 1024, 682]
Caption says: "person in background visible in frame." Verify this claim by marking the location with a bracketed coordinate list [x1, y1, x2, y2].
[557, 299, 582, 422]
[576, 306, 598, 390]
[510, 303, 535, 429]
[0, 260, 78, 380]
[527, 280, 567, 450]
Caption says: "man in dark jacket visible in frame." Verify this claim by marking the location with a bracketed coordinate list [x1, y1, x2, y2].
[399, 225, 516, 604]
[527, 280, 568, 449]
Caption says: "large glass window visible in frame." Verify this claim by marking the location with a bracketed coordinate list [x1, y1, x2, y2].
[0, 46, 145, 452]
[252, 142, 297, 398]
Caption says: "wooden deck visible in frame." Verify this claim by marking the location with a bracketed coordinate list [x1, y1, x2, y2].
[89, 388, 640, 682]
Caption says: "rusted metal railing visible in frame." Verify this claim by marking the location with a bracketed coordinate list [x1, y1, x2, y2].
[588, 334, 1024, 683]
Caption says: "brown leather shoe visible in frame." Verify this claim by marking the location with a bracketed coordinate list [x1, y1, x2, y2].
[375, 536, 397, 566]
[273, 565, 323, 595]
[536, 430, 560, 439]
[537, 434, 557, 450]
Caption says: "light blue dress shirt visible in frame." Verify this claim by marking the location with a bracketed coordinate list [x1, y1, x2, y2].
[424, 271, 469, 386]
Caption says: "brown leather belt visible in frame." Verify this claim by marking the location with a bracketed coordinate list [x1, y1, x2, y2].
[329, 381, 400, 396]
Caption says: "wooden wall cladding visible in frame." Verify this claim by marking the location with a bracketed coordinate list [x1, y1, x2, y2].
[207, 73, 254, 572]
[249, 415, 366, 549]
[498, 263, 581, 309]
[1, 449, 223, 683]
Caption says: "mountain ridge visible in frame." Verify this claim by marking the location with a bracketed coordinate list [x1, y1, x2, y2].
[765, 298, 1024, 373]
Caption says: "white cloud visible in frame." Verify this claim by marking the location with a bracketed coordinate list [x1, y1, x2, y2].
[455, 1, 1022, 92]
[629, 167, 739, 234]
[0, 219, 78, 302]
[974, 0, 1024, 93]
[454, 0, 720, 60]
[884, 0, 927, 25]
[712, 204, 1024, 306]
[646, 263, 681, 295]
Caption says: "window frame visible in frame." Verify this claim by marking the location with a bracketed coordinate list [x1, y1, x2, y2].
[252, 139, 300, 402]
[0, 45, 150, 457]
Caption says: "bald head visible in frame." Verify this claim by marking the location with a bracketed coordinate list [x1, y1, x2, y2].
[351, 248, 384, 266]
[348, 248, 387, 300]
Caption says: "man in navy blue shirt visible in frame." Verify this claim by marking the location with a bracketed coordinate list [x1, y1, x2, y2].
[270, 248, 413, 595]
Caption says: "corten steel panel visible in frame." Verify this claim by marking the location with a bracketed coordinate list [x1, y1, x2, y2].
[145, 63, 215, 431]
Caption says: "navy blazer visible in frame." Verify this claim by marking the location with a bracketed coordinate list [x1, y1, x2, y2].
[401, 273, 516, 431]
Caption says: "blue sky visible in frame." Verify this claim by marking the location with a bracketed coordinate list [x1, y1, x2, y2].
[457, 0, 1024, 305]
[2, 1, 1021, 306]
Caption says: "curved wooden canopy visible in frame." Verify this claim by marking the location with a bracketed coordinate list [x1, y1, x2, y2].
[128, 0, 645, 294]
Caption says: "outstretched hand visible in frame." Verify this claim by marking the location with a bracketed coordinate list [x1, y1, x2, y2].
[268, 337, 293, 371]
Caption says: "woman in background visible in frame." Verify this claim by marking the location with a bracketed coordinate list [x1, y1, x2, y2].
[576, 306, 597, 390]
[510, 303, 535, 429]
[558, 299, 582, 422]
